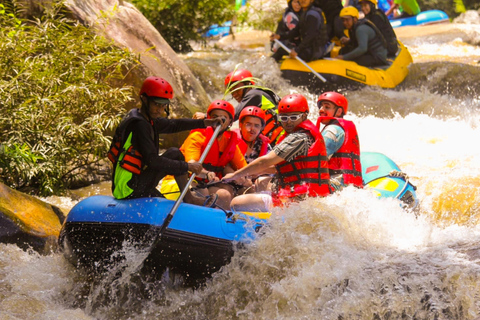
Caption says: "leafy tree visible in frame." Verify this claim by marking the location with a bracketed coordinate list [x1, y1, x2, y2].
[130, 0, 235, 52]
[0, 2, 138, 195]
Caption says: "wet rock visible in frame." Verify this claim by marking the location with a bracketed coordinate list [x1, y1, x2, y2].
[453, 10, 480, 24]
[0, 182, 65, 252]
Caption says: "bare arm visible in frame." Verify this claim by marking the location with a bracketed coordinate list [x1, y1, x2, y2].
[385, 3, 399, 16]
[222, 151, 284, 182]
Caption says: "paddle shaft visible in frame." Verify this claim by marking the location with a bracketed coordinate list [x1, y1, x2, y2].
[274, 39, 327, 83]
[158, 124, 223, 236]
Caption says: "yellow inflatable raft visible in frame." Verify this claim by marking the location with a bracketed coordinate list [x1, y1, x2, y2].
[280, 41, 413, 91]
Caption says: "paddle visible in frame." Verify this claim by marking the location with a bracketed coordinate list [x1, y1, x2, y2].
[155, 124, 223, 238]
[274, 39, 327, 83]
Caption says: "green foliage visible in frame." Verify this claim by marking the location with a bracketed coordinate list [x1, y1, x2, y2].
[236, 0, 284, 32]
[130, 0, 235, 52]
[0, 2, 138, 195]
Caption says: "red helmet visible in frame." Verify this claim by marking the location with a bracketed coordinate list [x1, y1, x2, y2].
[239, 106, 266, 126]
[140, 76, 174, 99]
[224, 69, 255, 87]
[207, 100, 235, 119]
[317, 92, 348, 114]
[278, 93, 309, 113]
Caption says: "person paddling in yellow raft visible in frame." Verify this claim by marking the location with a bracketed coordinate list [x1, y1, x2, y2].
[164, 100, 250, 209]
[223, 93, 332, 212]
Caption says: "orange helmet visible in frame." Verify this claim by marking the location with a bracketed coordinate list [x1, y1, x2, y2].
[224, 69, 255, 87]
[207, 100, 235, 119]
[317, 92, 348, 114]
[239, 106, 266, 126]
[278, 93, 309, 113]
[139, 76, 173, 99]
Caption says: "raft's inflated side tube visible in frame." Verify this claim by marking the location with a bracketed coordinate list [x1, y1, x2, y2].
[280, 41, 413, 91]
[361, 152, 419, 210]
[59, 195, 266, 278]
[390, 10, 449, 28]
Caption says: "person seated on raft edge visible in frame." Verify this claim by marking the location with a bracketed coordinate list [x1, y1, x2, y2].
[222, 93, 332, 213]
[384, 0, 420, 19]
[313, 0, 345, 41]
[234, 106, 275, 193]
[269, 0, 302, 63]
[193, 68, 284, 147]
[360, 0, 398, 57]
[316, 92, 364, 191]
[336, 6, 388, 68]
[108, 76, 222, 205]
[180, 99, 251, 209]
[288, 0, 330, 62]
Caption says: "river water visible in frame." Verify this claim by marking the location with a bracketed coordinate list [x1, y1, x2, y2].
[1, 24, 480, 319]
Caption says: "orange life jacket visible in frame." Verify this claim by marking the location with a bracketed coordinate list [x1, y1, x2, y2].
[263, 109, 284, 145]
[274, 120, 331, 202]
[107, 109, 146, 175]
[317, 117, 363, 187]
[188, 127, 238, 181]
[233, 128, 270, 159]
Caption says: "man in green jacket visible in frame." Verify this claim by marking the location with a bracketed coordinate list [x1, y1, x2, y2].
[336, 6, 388, 67]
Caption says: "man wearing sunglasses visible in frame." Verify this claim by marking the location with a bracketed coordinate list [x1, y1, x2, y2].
[222, 93, 332, 212]
[108, 76, 221, 202]
[317, 92, 363, 189]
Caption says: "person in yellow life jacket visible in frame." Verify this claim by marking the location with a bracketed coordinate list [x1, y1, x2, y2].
[223, 93, 332, 212]
[108, 76, 221, 202]
[317, 92, 363, 189]
[193, 69, 284, 147]
[181, 100, 249, 209]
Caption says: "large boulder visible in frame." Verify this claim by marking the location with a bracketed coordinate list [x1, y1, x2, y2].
[0, 182, 64, 252]
[18, 0, 211, 146]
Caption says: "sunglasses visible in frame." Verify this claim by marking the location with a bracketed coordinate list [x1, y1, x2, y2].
[278, 114, 303, 122]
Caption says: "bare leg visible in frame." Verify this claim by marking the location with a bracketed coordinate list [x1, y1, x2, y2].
[174, 174, 206, 206]
[230, 194, 270, 212]
[208, 183, 235, 209]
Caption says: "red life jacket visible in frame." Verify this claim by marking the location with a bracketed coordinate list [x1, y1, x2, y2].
[107, 109, 146, 175]
[233, 128, 270, 159]
[189, 127, 238, 180]
[317, 117, 363, 187]
[274, 120, 331, 201]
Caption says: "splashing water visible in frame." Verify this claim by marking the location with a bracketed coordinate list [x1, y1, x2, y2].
[2, 26, 480, 319]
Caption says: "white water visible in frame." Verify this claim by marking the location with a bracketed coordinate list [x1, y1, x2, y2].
[1, 26, 480, 319]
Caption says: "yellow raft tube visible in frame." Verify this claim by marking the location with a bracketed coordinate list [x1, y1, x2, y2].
[280, 41, 413, 91]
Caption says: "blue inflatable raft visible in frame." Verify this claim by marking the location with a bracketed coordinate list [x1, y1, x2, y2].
[390, 10, 449, 28]
[361, 151, 419, 210]
[59, 152, 418, 282]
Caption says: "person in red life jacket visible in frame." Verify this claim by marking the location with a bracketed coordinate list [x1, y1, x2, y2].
[108, 76, 222, 202]
[180, 100, 249, 209]
[317, 91, 363, 189]
[193, 69, 284, 147]
[234, 106, 274, 193]
[234, 106, 272, 164]
[222, 93, 332, 212]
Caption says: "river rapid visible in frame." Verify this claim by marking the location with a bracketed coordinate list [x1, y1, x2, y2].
[1, 24, 480, 319]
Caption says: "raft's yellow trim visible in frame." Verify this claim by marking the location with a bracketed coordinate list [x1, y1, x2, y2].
[280, 41, 413, 88]
[242, 211, 272, 219]
[368, 177, 399, 192]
